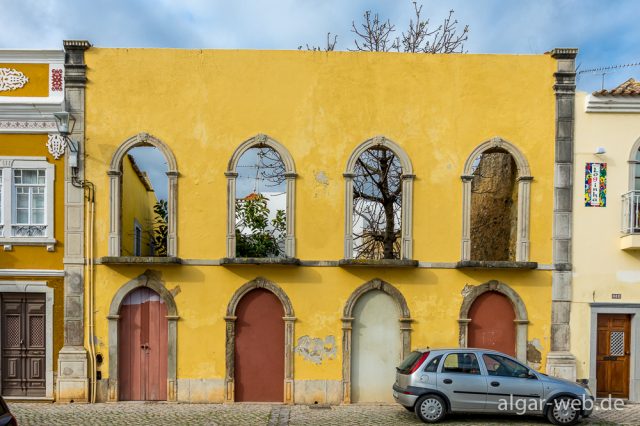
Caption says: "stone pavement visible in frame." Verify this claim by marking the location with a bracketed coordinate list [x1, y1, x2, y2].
[9, 401, 640, 425]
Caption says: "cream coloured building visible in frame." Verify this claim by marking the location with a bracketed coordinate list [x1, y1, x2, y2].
[572, 78, 640, 400]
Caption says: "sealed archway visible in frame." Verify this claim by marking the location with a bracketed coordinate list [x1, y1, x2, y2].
[468, 291, 516, 356]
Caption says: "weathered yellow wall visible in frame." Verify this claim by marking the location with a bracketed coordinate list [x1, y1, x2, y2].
[571, 91, 640, 380]
[0, 63, 49, 97]
[120, 155, 156, 256]
[0, 134, 65, 268]
[84, 49, 557, 398]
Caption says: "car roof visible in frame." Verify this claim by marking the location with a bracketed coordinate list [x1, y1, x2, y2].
[415, 348, 508, 355]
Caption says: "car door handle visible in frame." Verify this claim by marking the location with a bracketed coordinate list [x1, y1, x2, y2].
[490, 381, 500, 387]
[443, 379, 453, 384]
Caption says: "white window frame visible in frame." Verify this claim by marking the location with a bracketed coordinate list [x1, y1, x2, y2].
[133, 219, 142, 256]
[0, 157, 55, 250]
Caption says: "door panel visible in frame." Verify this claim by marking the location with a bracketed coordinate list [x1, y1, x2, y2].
[437, 352, 487, 411]
[1, 293, 46, 397]
[596, 314, 630, 398]
[482, 353, 543, 414]
[235, 288, 284, 402]
[119, 288, 167, 401]
[468, 292, 516, 356]
[352, 290, 401, 403]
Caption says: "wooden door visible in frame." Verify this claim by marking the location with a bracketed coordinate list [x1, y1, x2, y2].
[351, 290, 401, 403]
[596, 314, 630, 398]
[119, 288, 168, 401]
[235, 289, 284, 402]
[468, 291, 516, 356]
[1, 293, 46, 397]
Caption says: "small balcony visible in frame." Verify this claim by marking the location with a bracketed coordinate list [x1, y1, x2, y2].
[621, 191, 640, 249]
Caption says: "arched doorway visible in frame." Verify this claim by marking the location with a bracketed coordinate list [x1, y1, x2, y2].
[118, 287, 168, 401]
[468, 291, 516, 356]
[235, 288, 285, 402]
[342, 278, 412, 403]
[351, 290, 401, 402]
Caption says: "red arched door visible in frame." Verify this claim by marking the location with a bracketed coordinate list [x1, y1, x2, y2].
[235, 289, 284, 402]
[119, 287, 168, 401]
[468, 291, 516, 356]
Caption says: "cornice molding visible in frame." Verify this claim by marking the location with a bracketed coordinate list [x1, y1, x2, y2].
[586, 94, 640, 113]
[0, 50, 64, 63]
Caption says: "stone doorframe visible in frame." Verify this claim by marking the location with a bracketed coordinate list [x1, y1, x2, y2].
[224, 277, 296, 403]
[225, 134, 297, 258]
[343, 136, 415, 260]
[460, 137, 532, 262]
[341, 278, 412, 403]
[0, 281, 54, 399]
[589, 304, 640, 402]
[108, 132, 179, 257]
[458, 280, 529, 363]
[106, 270, 179, 402]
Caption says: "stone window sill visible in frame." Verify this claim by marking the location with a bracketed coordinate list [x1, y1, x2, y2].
[98, 256, 182, 265]
[0, 238, 56, 252]
[338, 259, 419, 268]
[220, 257, 300, 266]
[456, 260, 538, 269]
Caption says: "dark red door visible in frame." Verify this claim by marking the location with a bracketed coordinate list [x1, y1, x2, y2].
[119, 288, 168, 401]
[1, 293, 46, 397]
[468, 291, 516, 356]
[235, 289, 284, 402]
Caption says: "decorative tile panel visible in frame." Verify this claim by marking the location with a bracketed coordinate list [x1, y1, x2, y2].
[0, 68, 28, 92]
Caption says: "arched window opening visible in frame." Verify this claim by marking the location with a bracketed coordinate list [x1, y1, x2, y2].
[235, 147, 287, 258]
[121, 147, 168, 257]
[469, 148, 518, 262]
[352, 146, 403, 260]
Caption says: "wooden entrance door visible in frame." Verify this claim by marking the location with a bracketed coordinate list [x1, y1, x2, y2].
[119, 288, 168, 401]
[235, 289, 284, 402]
[351, 290, 401, 403]
[596, 314, 630, 398]
[1, 293, 46, 397]
[468, 291, 516, 356]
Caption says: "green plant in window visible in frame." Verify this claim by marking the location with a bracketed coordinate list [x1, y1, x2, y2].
[235, 194, 286, 258]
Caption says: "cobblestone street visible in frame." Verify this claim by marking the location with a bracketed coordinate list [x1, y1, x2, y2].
[9, 401, 640, 426]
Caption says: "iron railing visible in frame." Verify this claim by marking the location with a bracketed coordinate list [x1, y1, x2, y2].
[622, 191, 640, 234]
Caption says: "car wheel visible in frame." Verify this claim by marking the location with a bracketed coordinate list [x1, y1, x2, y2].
[546, 396, 580, 426]
[415, 394, 446, 423]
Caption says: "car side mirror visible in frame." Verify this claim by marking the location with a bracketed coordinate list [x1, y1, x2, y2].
[527, 370, 537, 379]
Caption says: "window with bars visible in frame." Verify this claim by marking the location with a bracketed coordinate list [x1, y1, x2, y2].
[0, 158, 54, 244]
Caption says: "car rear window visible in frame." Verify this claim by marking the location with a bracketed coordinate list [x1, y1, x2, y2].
[397, 351, 425, 374]
[424, 355, 442, 372]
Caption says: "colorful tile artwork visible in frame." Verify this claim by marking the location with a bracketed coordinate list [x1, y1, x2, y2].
[585, 162, 606, 207]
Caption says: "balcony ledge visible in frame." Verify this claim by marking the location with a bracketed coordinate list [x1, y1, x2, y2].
[98, 256, 182, 265]
[456, 260, 538, 269]
[620, 234, 640, 250]
[220, 257, 300, 266]
[338, 259, 419, 268]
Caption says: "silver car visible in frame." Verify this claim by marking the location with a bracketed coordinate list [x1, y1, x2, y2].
[393, 348, 593, 425]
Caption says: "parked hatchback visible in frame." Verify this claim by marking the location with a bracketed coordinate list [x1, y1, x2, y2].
[0, 397, 17, 426]
[393, 348, 593, 425]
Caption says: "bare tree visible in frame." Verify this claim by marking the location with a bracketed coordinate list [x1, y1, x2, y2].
[300, 2, 469, 54]
[352, 147, 402, 259]
[299, 33, 338, 51]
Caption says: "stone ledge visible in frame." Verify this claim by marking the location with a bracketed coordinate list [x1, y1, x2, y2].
[220, 257, 300, 266]
[338, 259, 419, 268]
[98, 256, 182, 265]
[456, 260, 538, 269]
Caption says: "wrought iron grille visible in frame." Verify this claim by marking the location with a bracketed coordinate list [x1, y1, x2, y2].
[11, 225, 46, 237]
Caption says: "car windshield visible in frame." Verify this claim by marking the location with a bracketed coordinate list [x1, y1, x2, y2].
[397, 351, 423, 373]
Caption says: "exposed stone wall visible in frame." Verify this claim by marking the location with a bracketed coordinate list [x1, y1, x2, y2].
[470, 151, 518, 261]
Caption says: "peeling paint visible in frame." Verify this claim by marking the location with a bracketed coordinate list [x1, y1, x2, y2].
[314, 171, 329, 186]
[295, 335, 336, 365]
[527, 338, 543, 370]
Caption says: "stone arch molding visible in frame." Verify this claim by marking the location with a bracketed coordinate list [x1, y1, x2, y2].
[343, 136, 415, 259]
[458, 280, 529, 363]
[225, 134, 297, 258]
[341, 278, 412, 403]
[224, 277, 296, 403]
[108, 132, 179, 257]
[460, 137, 533, 261]
[106, 270, 179, 402]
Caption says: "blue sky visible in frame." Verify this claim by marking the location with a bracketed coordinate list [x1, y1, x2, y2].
[2, 0, 637, 196]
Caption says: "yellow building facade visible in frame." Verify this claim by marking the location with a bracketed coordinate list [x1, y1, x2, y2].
[0, 50, 67, 400]
[80, 47, 577, 403]
[571, 81, 640, 401]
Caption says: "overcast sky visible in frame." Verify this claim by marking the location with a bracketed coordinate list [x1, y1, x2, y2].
[3, 0, 637, 197]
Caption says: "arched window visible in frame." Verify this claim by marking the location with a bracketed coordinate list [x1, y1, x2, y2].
[226, 134, 296, 258]
[622, 137, 640, 234]
[108, 133, 178, 257]
[344, 136, 414, 260]
[461, 137, 532, 262]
